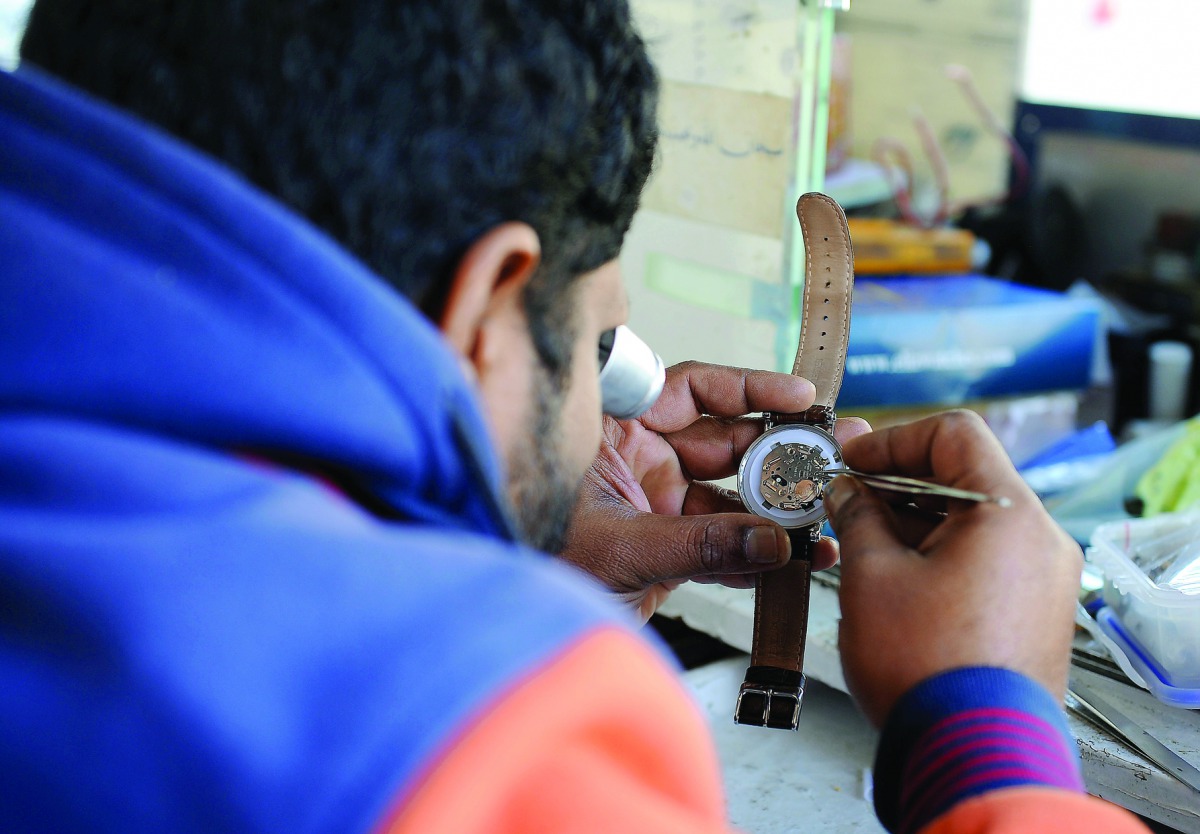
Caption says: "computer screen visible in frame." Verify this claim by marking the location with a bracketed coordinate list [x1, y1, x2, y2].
[1021, 0, 1200, 121]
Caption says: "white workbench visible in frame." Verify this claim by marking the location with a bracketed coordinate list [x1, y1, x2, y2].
[686, 658, 881, 833]
[665, 581, 1200, 832]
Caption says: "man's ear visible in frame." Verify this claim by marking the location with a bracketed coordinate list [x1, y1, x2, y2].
[438, 222, 541, 373]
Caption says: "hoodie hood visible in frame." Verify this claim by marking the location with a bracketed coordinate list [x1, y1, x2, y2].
[0, 67, 514, 538]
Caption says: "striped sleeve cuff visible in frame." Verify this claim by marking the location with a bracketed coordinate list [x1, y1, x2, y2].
[873, 667, 1085, 834]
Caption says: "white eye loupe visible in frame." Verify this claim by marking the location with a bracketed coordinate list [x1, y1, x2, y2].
[598, 325, 665, 419]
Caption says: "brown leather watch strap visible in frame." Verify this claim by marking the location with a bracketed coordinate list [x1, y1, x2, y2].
[735, 192, 853, 731]
[750, 531, 814, 670]
[734, 531, 814, 729]
[792, 192, 853, 409]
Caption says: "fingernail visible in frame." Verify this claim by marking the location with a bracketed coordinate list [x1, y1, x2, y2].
[823, 475, 857, 516]
[744, 526, 784, 564]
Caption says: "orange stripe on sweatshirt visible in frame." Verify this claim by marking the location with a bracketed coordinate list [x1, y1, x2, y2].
[920, 786, 1149, 834]
[377, 627, 733, 834]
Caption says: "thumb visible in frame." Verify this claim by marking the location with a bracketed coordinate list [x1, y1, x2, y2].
[823, 476, 907, 571]
[619, 511, 792, 585]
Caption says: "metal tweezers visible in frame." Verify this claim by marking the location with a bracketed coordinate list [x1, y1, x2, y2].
[1067, 676, 1200, 794]
[819, 468, 1012, 507]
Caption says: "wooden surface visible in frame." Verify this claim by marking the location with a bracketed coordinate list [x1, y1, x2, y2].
[662, 581, 1200, 832]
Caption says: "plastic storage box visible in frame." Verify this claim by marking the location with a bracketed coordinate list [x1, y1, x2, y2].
[1087, 513, 1200, 707]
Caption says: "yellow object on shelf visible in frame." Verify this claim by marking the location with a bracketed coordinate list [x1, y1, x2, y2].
[847, 218, 976, 274]
[1135, 418, 1200, 516]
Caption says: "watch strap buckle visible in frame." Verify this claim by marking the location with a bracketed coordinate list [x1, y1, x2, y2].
[734, 676, 806, 730]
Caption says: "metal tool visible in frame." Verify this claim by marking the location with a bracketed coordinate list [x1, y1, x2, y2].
[820, 468, 1013, 507]
[1067, 676, 1200, 794]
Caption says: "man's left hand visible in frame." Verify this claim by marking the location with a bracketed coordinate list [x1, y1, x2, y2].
[558, 360, 870, 621]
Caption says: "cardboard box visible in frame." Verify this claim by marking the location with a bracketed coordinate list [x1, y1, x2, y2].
[841, 275, 1100, 408]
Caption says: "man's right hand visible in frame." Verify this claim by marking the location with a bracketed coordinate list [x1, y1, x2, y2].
[824, 410, 1082, 727]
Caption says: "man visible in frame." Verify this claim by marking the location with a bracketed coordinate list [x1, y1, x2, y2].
[0, 1, 1146, 832]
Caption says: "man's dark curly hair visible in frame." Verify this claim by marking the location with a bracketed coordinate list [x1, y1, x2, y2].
[20, 0, 659, 377]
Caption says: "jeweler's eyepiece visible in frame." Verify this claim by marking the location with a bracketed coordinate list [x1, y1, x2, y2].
[598, 325, 665, 419]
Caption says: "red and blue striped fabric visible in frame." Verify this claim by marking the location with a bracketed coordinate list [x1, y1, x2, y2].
[874, 667, 1086, 834]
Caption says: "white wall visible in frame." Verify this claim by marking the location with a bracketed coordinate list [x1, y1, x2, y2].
[0, 0, 33, 69]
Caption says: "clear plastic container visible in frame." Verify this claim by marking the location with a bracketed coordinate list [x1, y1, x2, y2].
[1087, 512, 1200, 695]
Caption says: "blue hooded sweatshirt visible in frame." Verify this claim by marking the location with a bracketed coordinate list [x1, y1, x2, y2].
[0, 68, 643, 832]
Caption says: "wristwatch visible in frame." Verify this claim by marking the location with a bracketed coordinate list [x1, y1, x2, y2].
[733, 192, 854, 730]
